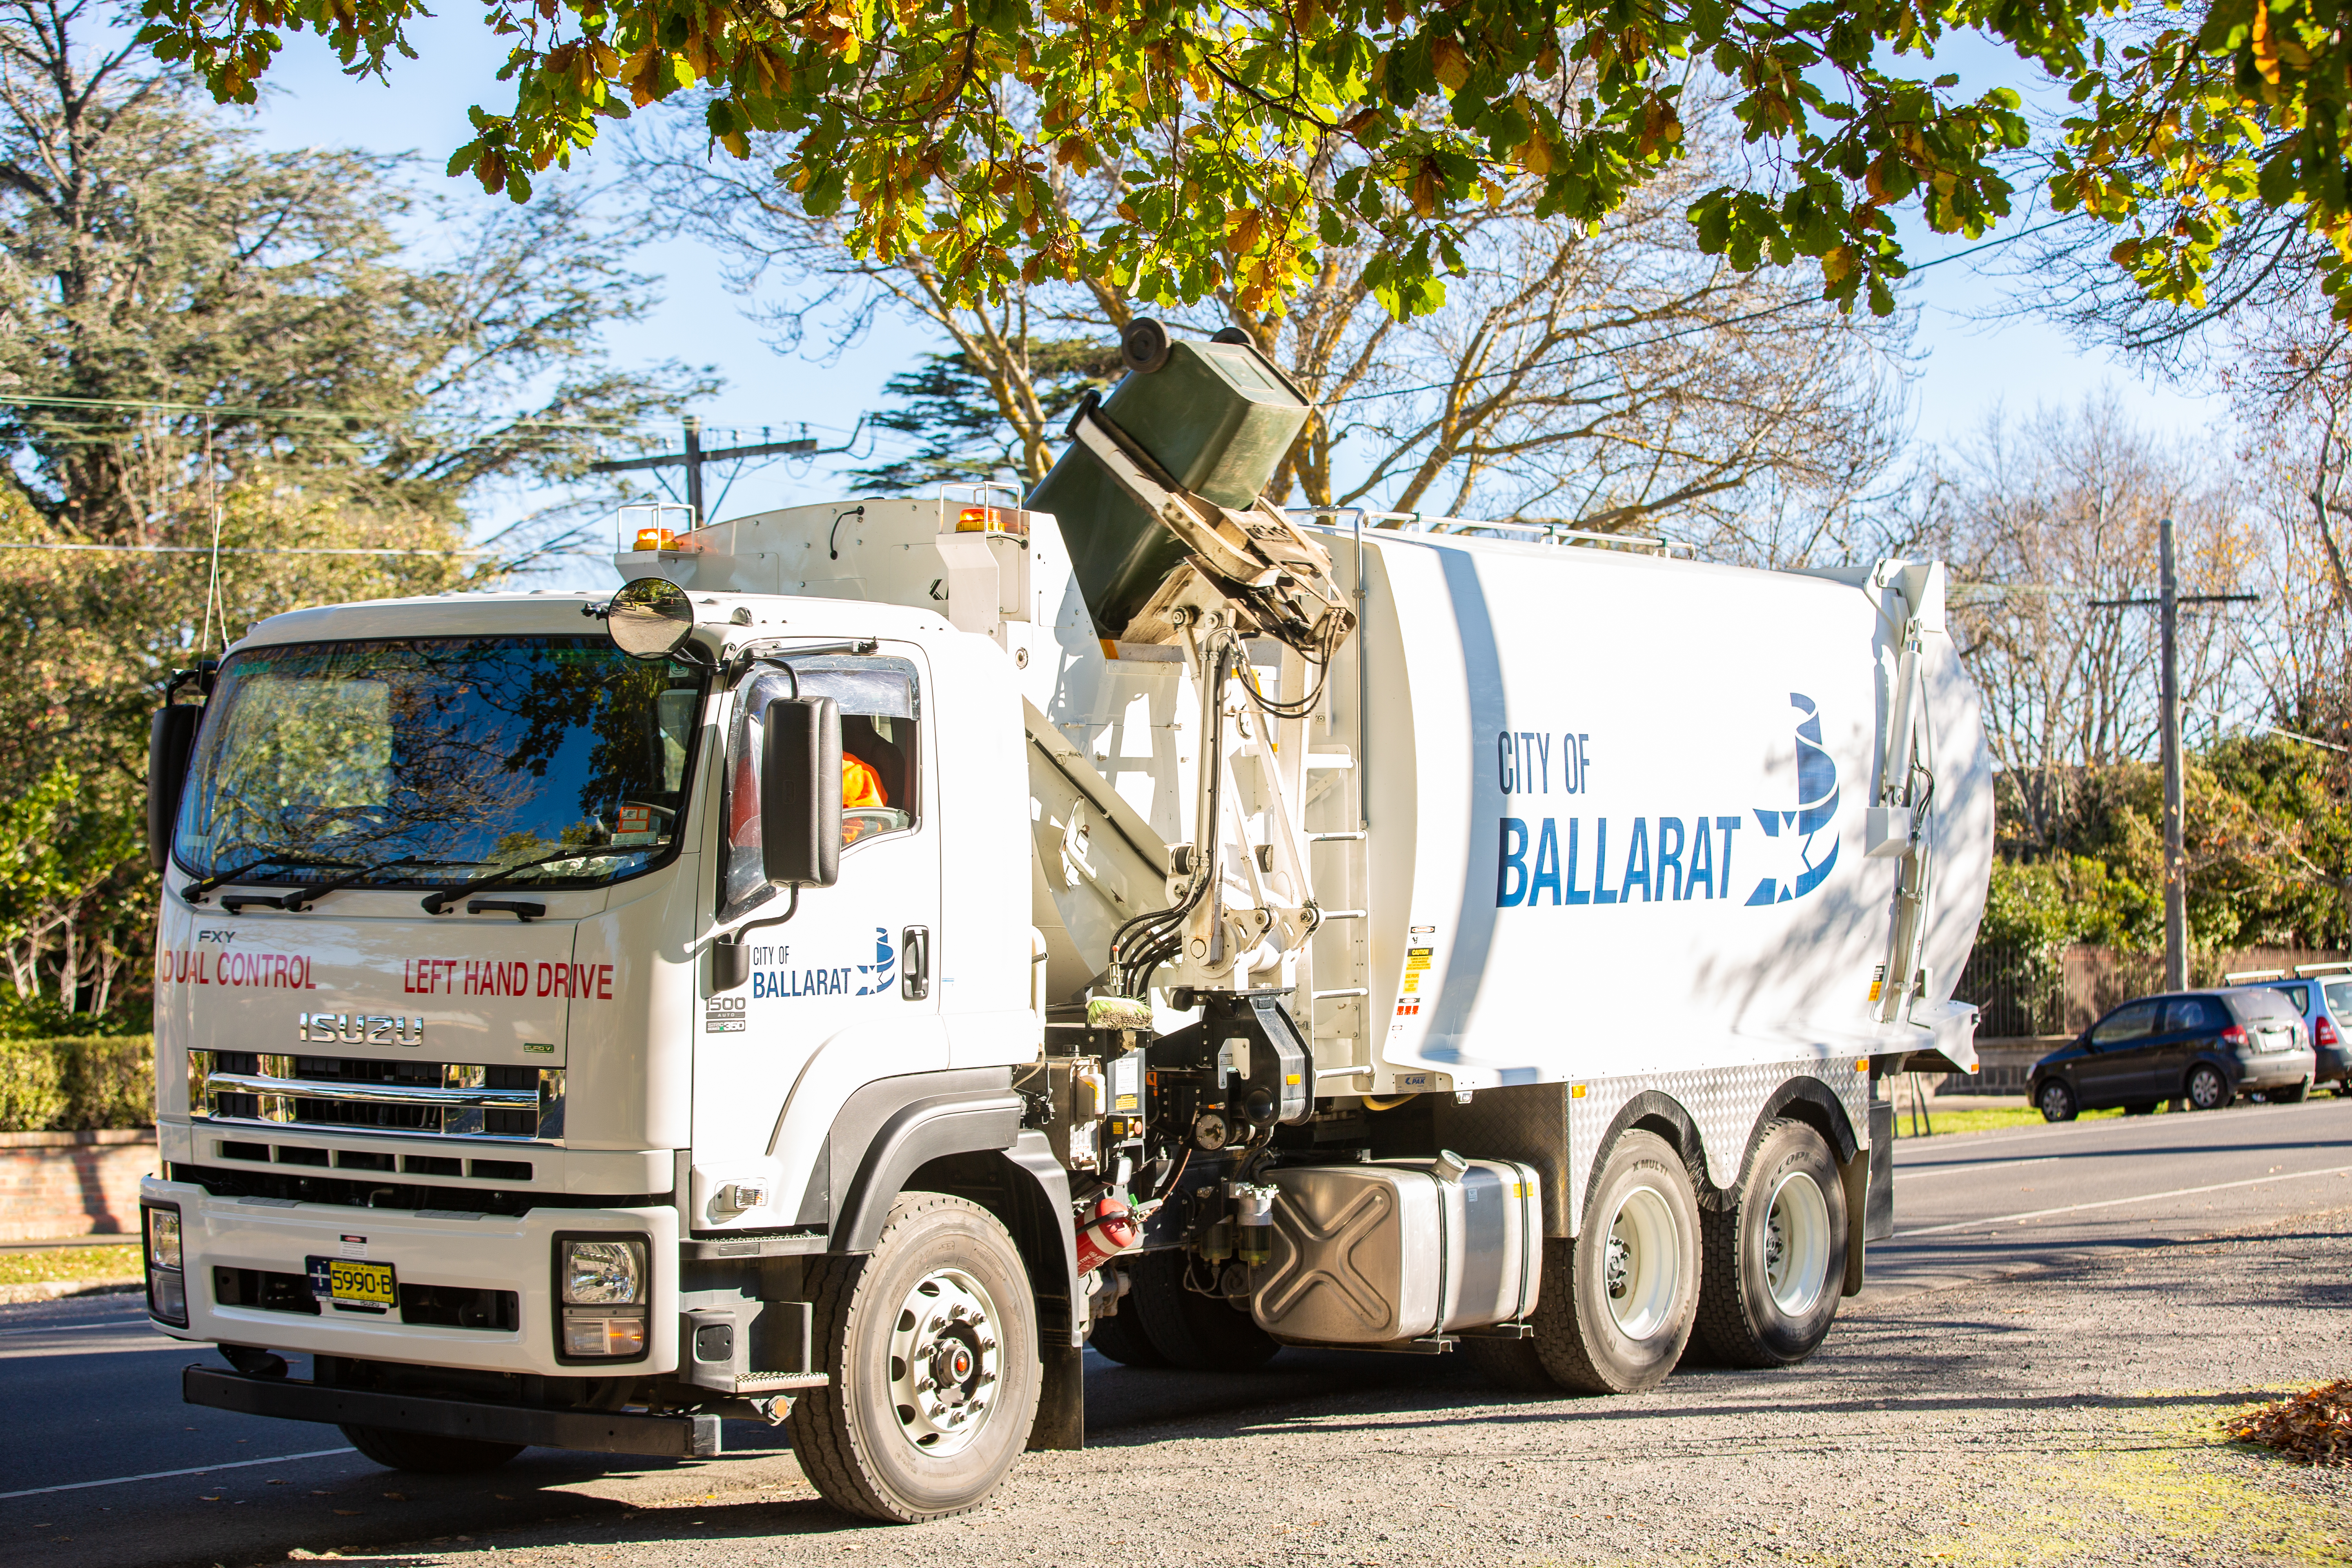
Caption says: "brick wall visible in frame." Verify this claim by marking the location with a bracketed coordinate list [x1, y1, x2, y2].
[0, 1129, 157, 1242]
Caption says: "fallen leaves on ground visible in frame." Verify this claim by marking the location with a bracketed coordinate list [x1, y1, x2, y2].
[2228, 1380, 2352, 1465]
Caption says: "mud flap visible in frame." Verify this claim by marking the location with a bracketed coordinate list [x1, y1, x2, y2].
[1027, 1341, 1085, 1451]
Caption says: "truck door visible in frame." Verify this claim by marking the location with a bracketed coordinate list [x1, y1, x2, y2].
[691, 650, 941, 1232]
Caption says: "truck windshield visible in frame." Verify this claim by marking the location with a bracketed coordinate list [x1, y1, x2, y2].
[174, 635, 705, 893]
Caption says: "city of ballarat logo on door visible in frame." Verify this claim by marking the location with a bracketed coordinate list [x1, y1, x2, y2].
[748, 927, 897, 1000]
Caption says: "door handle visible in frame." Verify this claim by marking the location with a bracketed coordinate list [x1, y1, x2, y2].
[901, 926, 930, 1001]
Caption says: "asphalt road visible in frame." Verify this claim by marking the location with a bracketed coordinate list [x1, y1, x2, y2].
[8, 1094, 2349, 1568]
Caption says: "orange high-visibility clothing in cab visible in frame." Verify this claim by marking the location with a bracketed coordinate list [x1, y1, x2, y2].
[844, 755, 888, 809]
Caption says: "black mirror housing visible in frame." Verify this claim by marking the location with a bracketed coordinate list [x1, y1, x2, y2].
[760, 696, 842, 889]
[147, 705, 202, 872]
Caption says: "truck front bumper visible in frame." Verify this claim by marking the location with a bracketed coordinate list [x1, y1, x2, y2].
[142, 1175, 680, 1376]
[184, 1366, 720, 1458]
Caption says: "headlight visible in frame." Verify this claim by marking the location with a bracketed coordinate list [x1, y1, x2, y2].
[560, 1238, 645, 1305]
[554, 1233, 650, 1363]
[146, 1207, 182, 1271]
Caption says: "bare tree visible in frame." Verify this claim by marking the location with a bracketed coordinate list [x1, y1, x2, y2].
[1913, 399, 2253, 852]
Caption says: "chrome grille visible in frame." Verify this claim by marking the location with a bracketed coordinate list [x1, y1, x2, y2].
[189, 1051, 565, 1141]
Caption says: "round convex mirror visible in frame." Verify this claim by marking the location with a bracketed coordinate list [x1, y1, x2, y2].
[606, 576, 696, 660]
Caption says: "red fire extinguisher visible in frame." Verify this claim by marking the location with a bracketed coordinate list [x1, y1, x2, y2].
[1073, 1193, 1140, 1275]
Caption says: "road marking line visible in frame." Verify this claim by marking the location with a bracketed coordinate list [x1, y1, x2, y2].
[0, 1318, 158, 1339]
[0, 1447, 355, 1500]
[1897, 1162, 2352, 1238]
[1894, 1156, 2062, 1182]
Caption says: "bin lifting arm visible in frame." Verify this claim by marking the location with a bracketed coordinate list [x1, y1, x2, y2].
[1064, 402, 1355, 657]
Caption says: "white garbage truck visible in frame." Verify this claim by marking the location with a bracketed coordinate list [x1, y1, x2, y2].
[139, 319, 1992, 1522]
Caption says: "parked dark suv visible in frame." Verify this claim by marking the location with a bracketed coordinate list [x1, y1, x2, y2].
[2030, 987, 2317, 1121]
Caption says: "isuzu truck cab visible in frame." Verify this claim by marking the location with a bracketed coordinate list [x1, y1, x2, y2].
[140, 319, 1992, 1522]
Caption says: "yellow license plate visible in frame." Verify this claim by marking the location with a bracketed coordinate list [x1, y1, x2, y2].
[306, 1256, 397, 1309]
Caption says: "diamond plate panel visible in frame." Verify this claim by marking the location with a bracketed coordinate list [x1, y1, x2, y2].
[1565, 1057, 1871, 1234]
[1430, 1083, 1571, 1234]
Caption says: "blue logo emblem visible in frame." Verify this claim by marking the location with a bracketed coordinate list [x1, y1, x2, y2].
[852, 927, 897, 996]
[1745, 693, 1839, 905]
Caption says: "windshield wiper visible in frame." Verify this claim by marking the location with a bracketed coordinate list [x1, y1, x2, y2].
[180, 852, 358, 904]
[219, 856, 466, 914]
[420, 844, 648, 915]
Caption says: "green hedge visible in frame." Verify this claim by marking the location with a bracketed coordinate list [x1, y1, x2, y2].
[0, 1035, 153, 1132]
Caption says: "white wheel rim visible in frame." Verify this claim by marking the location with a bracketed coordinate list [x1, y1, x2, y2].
[2192, 1070, 2223, 1109]
[886, 1266, 1002, 1458]
[1602, 1183, 1683, 1340]
[1762, 1170, 1831, 1317]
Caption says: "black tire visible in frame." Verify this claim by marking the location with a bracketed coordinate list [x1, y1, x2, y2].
[1083, 1292, 1167, 1367]
[1693, 1120, 1848, 1368]
[338, 1424, 522, 1474]
[2270, 1078, 2311, 1104]
[1465, 1313, 1566, 1392]
[1514, 1129, 1700, 1395]
[2036, 1078, 2078, 1123]
[2186, 1064, 2233, 1111]
[788, 1192, 1042, 1523]
[1126, 1247, 1280, 1372]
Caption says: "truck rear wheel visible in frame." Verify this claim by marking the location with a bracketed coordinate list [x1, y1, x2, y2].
[789, 1192, 1042, 1523]
[1084, 1297, 1168, 1366]
[1469, 1130, 1698, 1396]
[1127, 1248, 1280, 1371]
[338, 1424, 522, 1473]
[1693, 1118, 1847, 1368]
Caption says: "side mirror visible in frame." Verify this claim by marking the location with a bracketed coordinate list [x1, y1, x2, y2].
[605, 576, 696, 661]
[760, 696, 842, 889]
[147, 705, 203, 872]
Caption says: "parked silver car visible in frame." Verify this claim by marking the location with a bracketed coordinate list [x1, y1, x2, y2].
[2229, 963, 2352, 1096]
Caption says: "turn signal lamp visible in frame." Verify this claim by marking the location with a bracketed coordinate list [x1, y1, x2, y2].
[2317, 1015, 2339, 1048]
[956, 506, 1029, 538]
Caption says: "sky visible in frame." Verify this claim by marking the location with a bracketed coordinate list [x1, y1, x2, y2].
[234, 14, 2232, 565]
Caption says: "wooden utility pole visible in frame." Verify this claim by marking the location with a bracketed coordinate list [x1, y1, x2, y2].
[589, 415, 817, 524]
[2158, 515, 2187, 991]
[2091, 519, 2255, 992]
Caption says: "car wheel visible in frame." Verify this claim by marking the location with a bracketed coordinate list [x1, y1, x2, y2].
[2036, 1079, 2078, 1123]
[2185, 1064, 2233, 1111]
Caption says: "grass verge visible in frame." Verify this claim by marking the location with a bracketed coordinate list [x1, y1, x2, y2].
[0, 1243, 140, 1285]
[1893, 1103, 2136, 1137]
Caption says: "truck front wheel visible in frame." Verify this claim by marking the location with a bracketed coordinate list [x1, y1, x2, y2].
[338, 1425, 522, 1473]
[790, 1192, 1042, 1523]
[1692, 1118, 1847, 1367]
